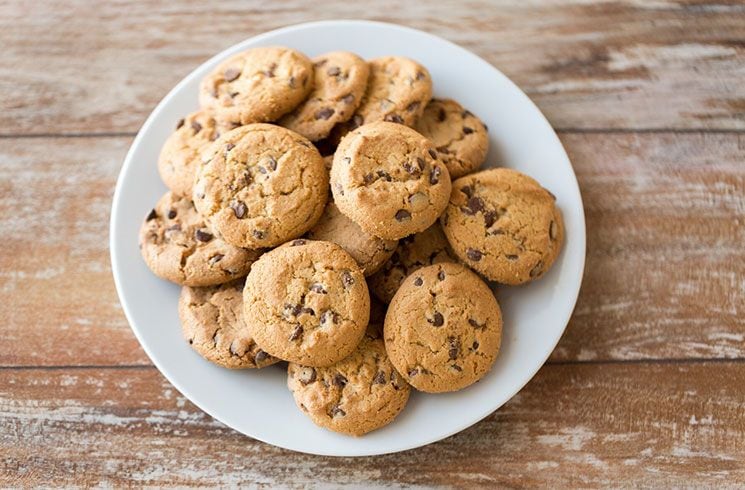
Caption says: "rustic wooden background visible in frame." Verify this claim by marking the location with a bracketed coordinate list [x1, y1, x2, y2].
[1, 0, 744, 487]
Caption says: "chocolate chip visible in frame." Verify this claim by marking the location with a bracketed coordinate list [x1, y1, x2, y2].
[225, 143, 235, 152]
[416, 71, 426, 80]
[466, 248, 483, 261]
[406, 101, 420, 112]
[449, 338, 460, 360]
[437, 270, 445, 281]
[395, 209, 412, 222]
[437, 108, 446, 122]
[462, 110, 474, 118]
[315, 107, 335, 120]
[188, 339, 193, 345]
[310, 283, 327, 294]
[264, 63, 277, 78]
[291, 239, 306, 246]
[300, 307, 315, 316]
[224, 68, 241, 82]
[451, 364, 463, 372]
[436, 145, 451, 154]
[550, 221, 558, 240]
[329, 405, 346, 417]
[408, 368, 419, 377]
[530, 261, 544, 278]
[327, 66, 341, 76]
[231, 201, 247, 219]
[463, 126, 474, 134]
[320, 310, 339, 326]
[469, 318, 485, 329]
[289, 325, 303, 341]
[333, 374, 347, 387]
[298, 367, 316, 385]
[472, 341, 480, 350]
[484, 211, 497, 228]
[342, 156, 351, 165]
[416, 157, 425, 170]
[191, 121, 202, 133]
[377, 170, 392, 182]
[363, 173, 374, 185]
[195, 229, 213, 242]
[284, 303, 302, 318]
[506, 254, 518, 261]
[208, 254, 224, 265]
[288, 76, 295, 88]
[461, 185, 473, 198]
[373, 371, 387, 385]
[229, 91, 239, 98]
[176, 118, 185, 130]
[267, 156, 277, 171]
[254, 350, 269, 363]
[257, 165, 267, 174]
[341, 94, 354, 104]
[252, 229, 266, 240]
[429, 166, 441, 185]
[384, 113, 404, 124]
[146, 209, 157, 221]
[462, 196, 484, 215]
[403, 162, 421, 177]
[428, 312, 444, 327]
[341, 271, 354, 288]
[166, 224, 181, 233]
[413, 277, 423, 286]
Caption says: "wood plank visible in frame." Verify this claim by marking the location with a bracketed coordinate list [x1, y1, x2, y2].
[0, 0, 743, 135]
[0, 132, 742, 366]
[1, 363, 743, 486]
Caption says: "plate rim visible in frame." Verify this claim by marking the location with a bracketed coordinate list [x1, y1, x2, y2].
[110, 19, 586, 457]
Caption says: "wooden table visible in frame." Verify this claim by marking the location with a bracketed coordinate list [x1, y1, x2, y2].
[1, 1, 743, 486]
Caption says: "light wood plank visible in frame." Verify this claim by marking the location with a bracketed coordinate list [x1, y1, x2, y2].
[1, 363, 743, 486]
[0, 132, 742, 366]
[0, 0, 743, 134]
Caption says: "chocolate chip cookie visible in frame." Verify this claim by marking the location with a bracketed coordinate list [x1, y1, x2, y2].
[384, 262, 503, 393]
[287, 332, 410, 436]
[306, 201, 398, 276]
[441, 168, 564, 284]
[330, 121, 451, 240]
[415, 99, 489, 178]
[193, 124, 328, 249]
[199, 46, 313, 125]
[139, 191, 260, 286]
[243, 240, 370, 367]
[279, 52, 369, 141]
[367, 224, 456, 303]
[179, 279, 278, 369]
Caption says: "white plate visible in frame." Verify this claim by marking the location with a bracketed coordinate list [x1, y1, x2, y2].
[110, 20, 586, 457]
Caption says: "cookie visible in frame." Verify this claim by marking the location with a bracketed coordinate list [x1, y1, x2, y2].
[367, 224, 456, 303]
[243, 240, 370, 367]
[330, 121, 451, 240]
[179, 280, 278, 369]
[287, 332, 410, 436]
[139, 191, 260, 286]
[279, 52, 369, 141]
[306, 201, 398, 276]
[157, 109, 235, 197]
[440, 168, 564, 284]
[199, 46, 313, 125]
[193, 124, 328, 249]
[414, 99, 489, 178]
[384, 262, 502, 393]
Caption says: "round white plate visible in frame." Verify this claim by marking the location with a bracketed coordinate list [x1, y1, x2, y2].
[110, 20, 586, 456]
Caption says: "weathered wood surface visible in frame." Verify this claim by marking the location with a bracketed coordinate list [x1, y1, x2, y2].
[1, 133, 741, 367]
[2, 363, 744, 487]
[1, 0, 744, 135]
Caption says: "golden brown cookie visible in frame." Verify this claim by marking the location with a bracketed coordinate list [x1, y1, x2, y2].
[279, 52, 369, 141]
[330, 121, 451, 240]
[306, 201, 398, 276]
[179, 280, 278, 369]
[415, 99, 489, 178]
[440, 168, 564, 284]
[287, 332, 410, 436]
[139, 192, 260, 286]
[243, 240, 370, 367]
[193, 124, 328, 249]
[384, 262, 502, 393]
[367, 224, 456, 303]
[199, 46, 313, 125]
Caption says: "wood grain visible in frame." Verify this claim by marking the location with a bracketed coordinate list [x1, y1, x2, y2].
[0, 0, 743, 135]
[2, 362, 744, 487]
[1, 132, 742, 367]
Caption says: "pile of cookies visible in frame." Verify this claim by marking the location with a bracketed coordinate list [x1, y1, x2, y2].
[139, 46, 564, 436]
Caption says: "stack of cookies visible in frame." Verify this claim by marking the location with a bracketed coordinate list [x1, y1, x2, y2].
[139, 46, 564, 437]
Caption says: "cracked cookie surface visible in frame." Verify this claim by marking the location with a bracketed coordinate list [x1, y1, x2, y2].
[139, 191, 260, 286]
[384, 262, 502, 393]
[199, 46, 313, 125]
[330, 121, 451, 240]
[279, 51, 369, 141]
[306, 201, 398, 276]
[193, 124, 328, 249]
[440, 168, 564, 284]
[368, 224, 456, 303]
[415, 99, 489, 178]
[287, 329, 410, 436]
[179, 279, 278, 369]
[243, 240, 370, 367]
